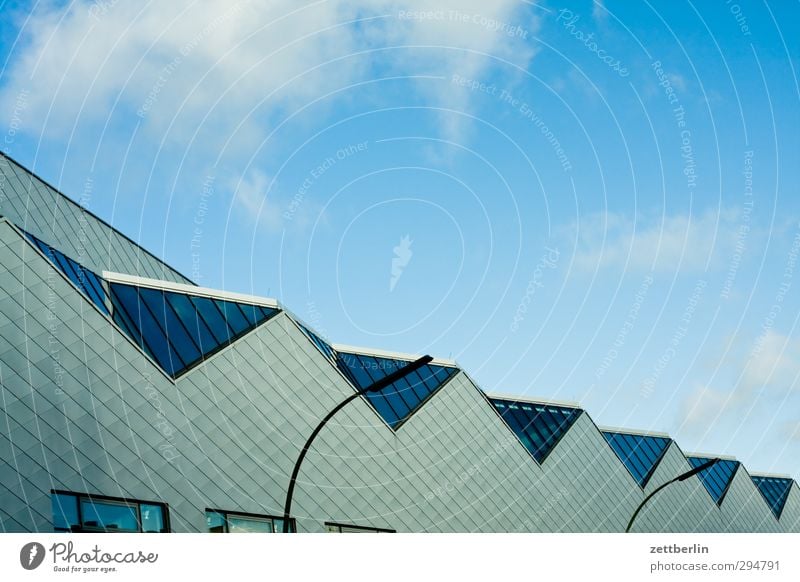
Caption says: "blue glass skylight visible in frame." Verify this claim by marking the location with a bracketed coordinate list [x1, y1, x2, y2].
[296, 322, 338, 362]
[296, 322, 459, 429]
[109, 283, 279, 378]
[751, 476, 794, 520]
[336, 352, 458, 429]
[25, 231, 109, 315]
[602, 431, 671, 488]
[688, 457, 739, 506]
[489, 398, 582, 463]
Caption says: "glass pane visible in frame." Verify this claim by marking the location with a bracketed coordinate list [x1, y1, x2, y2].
[51, 493, 79, 531]
[206, 511, 226, 533]
[215, 300, 250, 335]
[80, 498, 139, 532]
[140, 288, 201, 367]
[170, 292, 218, 353]
[191, 296, 233, 344]
[227, 515, 275, 533]
[111, 284, 173, 369]
[140, 503, 165, 533]
[236, 303, 261, 326]
[490, 399, 582, 463]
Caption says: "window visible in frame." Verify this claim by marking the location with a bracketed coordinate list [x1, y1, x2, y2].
[23, 227, 280, 380]
[751, 476, 794, 520]
[25, 231, 109, 315]
[109, 283, 279, 378]
[206, 510, 294, 533]
[601, 431, 671, 488]
[687, 457, 740, 506]
[490, 398, 582, 463]
[325, 522, 395, 533]
[297, 323, 460, 430]
[336, 352, 459, 429]
[51, 491, 169, 532]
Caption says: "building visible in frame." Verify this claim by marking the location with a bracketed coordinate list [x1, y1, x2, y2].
[0, 151, 798, 533]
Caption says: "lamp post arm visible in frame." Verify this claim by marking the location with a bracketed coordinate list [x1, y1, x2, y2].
[625, 458, 720, 533]
[625, 478, 676, 533]
[281, 354, 433, 533]
[282, 389, 363, 532]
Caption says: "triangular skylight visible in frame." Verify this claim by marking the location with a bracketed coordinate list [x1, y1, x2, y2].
[751, 476, 794, 520]
[25, 231, 109, 315]
[688, 456, 739, 506]
[25, 230, 278, 378]
[336, 351, 458, 429]
[602, 431, 671, 488]
[108, 282, 279, 378]
[296, 323, 458, 430]
[489, 398, 582, 463]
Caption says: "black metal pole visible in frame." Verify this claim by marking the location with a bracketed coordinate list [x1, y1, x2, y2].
[282, 355, 433, 532]
[625, 457, 719, 533]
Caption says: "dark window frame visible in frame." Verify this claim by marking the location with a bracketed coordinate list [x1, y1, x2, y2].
[324, 521, 396, 533]
[205, 508, 296, 533]
[50, 490, 170, 533]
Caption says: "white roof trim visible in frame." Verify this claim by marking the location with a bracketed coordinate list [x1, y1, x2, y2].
[749, 472, 794, 480]
[683, 451, 739, 462]
[331, 342, 457, 368]
[598, 425, 672, 439]
[102, 271, 280, 309]
[487, 392, 582, 409]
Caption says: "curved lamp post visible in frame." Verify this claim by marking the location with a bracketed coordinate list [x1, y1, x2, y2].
[282, 354, 434, 532]
[626, 457, 719, 533]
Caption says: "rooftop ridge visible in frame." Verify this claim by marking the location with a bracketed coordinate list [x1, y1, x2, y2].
[487, 392, 582, 409]
[598, 425, 671, 439]
[1, 151, 195, 285]
[332, 342, 457, 368]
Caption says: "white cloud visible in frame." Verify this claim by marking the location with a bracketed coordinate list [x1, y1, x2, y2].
[0, 1, 536, 145]
[0, 1, 537, 221]
[592, 1, 607, 23]
[566, 207, 741, 273]
[679, 383, 741, 434]
[743, 329, 800, 392]
[678, 330, 800, 436]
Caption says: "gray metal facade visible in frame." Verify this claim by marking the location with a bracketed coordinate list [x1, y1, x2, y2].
[1, 155, 797, 533]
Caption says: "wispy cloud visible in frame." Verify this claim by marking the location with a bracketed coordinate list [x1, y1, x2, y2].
[0, 1, 537, 148]
[592, 1, 607, 23]
[679, 330, 800, 437]
[565, 207, 743, 274]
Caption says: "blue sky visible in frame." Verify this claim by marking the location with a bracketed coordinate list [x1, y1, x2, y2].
[1, 1, 798, 479]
